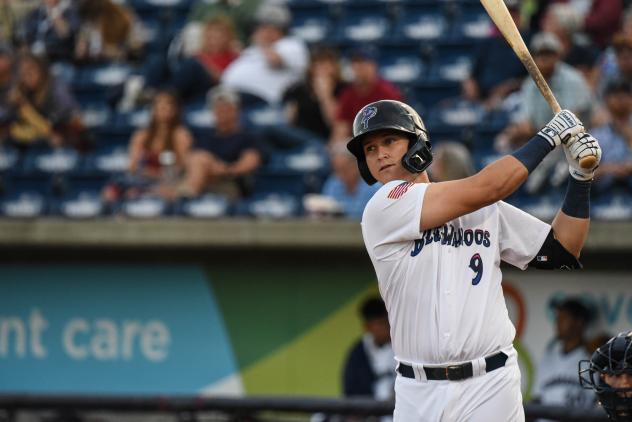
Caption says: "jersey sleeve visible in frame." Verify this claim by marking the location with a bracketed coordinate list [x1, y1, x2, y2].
[361, 181, 428, 260]
[497, 201, 551, 270]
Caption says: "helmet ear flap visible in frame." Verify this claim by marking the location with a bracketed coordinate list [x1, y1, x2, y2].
[402, 131, 433, 174]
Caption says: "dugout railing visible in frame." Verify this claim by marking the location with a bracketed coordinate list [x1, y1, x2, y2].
[0, 395, 611, 421]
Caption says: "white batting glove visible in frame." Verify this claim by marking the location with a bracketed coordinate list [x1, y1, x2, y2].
[564, 132, 602, 181]
[538, 110, 585, 148]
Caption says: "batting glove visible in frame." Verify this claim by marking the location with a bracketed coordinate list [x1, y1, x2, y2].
[538, 110, 585, 148]
[564, 132, 602, 181]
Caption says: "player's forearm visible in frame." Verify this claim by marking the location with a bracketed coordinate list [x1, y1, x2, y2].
[473, 156, 529, 205]
[551, 211, 589, 258]
[551, 178, 592, 257]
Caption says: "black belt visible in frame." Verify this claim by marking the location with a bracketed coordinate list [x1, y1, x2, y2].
[397, 351, 508, 381]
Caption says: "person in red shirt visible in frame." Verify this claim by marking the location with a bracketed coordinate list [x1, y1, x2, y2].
[330, 46, 402, 143]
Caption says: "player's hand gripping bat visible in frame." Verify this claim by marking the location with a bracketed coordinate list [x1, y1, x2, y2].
[479, 0, 597, 169]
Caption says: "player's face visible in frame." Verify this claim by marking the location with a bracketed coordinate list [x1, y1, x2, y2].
[363, 130, 411, 184]
[604, 373, 632, 398]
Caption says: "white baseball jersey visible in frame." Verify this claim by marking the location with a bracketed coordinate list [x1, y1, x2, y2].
[534, 341, 596, 412]
[361, 180, 550, 366]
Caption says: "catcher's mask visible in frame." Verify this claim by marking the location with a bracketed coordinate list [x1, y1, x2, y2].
[580, 331, 632, 421]
[346, 100, 432, 185]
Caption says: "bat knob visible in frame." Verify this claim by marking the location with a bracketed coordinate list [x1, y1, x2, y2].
[579, 155, 597, 169]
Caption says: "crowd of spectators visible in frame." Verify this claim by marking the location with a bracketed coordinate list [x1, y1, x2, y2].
[0, 0, 631, 219]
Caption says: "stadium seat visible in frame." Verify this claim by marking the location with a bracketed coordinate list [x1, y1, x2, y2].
[452, 4, 494, 40]
[84, 145, 130, 175]
[175, 193, 231, 218]
[379, 54, 426, 84]
[413, 81, 461, 110]
[392, 3, 448, 43]
[22, 148, 81, 176]
[121, 195, 170, 218]
[593, 193, 632, 221]
[335, 11, 390, 43]
[51, 175, 109, 218]
[428, 48, 474, 82]
[0, 175, 52, 218]
[235, 193, 302, 219]
[290, 4, 333, 44]
[0, 146, 20, 174]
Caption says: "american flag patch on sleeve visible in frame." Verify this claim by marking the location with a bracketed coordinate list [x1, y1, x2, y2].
[387, 182, 414, 199]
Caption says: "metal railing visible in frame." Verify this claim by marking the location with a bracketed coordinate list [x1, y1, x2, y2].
[0, 395, 611, 422]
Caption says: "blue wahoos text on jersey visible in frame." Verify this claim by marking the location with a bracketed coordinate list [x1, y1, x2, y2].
[411, 224, 491, 257]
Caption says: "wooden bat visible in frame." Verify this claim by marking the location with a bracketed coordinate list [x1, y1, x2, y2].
[479, 0, 597, 169]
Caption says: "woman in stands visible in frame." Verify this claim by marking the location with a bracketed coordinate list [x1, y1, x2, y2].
[104, 90, 193, 204]
[128, 90, 192, 180]
[6, 53, 86, 150]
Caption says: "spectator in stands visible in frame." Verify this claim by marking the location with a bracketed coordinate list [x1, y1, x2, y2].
[283, 46, 346, 141]
[18, 0, 80, 61]
[462, 0, 528, 111]
[429, 142, 476, 182]
[542, 3, 600, 91]
[127, 91, 192, 180]
[5, 53, 86, 149]
[104, 91, 192, 203]
[74, 0, 145, 64]
[188, 0, 262, 44]
[342, 296, 394, 400]
[600, 33, 632, 97]
[330, 46, 403, 144]
[221, 3, 308, 105]
[177, 86, 262, 200]
[319, 143, 380, 220]
[170, 15, 240, 101]
[582, 0, 623, 49]
[495, 32, 592, 151]
[591, 79, 632, 192]
[532, 297, 596, 413]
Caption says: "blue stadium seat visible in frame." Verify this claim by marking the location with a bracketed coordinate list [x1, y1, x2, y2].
[427, 99, 484, 128]
[84, 145, 130, 176]
[0, 146, 20, 175]
[0, 175, 52, 218]
[452, 4, 494, 40]
[413, 81, 461, 110]
[392, 4, 448, 43]
[335, 11, 390, 43]
[121, 195, 170, 218]
[428, 46, 474, 82]
[175, 193, 231, 218]
[593, 193, 632, 221]
[290, 14, 332, 44]
[379, 54, 426, 84]
[235, 193, 302, 219]
[50, 175, 109, 218]
[22, 148, 81, 176]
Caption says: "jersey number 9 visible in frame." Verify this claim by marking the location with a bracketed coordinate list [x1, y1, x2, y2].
[469, 253, 483, 285]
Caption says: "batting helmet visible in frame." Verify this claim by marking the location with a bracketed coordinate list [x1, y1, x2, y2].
[346, 100, 432, 185]
[579, 332, 632, 421]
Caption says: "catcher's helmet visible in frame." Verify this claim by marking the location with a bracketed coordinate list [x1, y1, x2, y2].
[346, 100, 432, 185]
[579, 331, 632, 421]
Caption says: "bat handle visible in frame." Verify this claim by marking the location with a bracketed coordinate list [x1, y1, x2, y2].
[579, 155, 597, 170]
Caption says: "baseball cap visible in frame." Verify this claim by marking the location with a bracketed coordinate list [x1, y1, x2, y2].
[553, 297, 593, 323]
[530, 32, 563, 54]
[208, 85, 240, 107]
[349, 45, 379, 63]
[254, 3, 291, 29]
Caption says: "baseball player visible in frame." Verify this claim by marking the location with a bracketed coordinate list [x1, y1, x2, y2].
[345, 99, 601, 421]
[579, 331, 632, 421]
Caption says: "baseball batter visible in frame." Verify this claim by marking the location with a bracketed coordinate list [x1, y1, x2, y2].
[345, 100, 601, 422]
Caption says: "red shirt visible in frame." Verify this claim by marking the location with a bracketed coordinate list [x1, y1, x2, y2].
[336, 79, 403, 124]
[196, 50, 240, 76]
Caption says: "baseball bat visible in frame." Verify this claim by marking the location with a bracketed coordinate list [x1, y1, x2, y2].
[479, 0, 597, 169]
